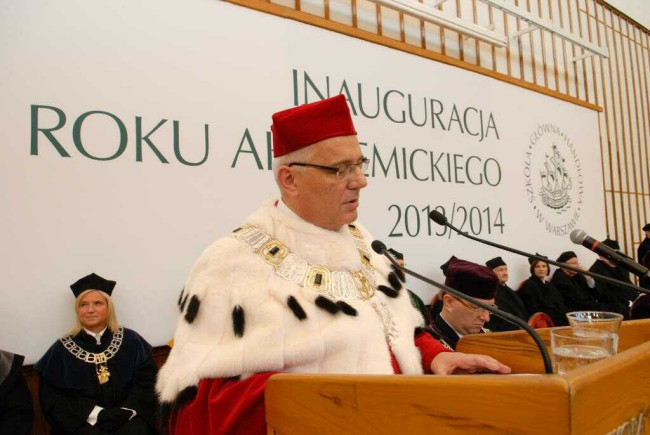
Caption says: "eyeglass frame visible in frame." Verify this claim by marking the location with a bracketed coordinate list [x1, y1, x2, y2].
[452, 295, 498, 315]
[288, 157, 369, 180]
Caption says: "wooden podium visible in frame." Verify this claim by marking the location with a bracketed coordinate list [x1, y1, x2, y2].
[265, 319, 650, 434]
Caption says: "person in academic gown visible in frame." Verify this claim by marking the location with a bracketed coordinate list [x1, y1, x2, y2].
[428, 257, 499, 350]
[588, 238, 639, 318]
[630, 294, 650, 319]
[551, 251, 611, 312]
[35, 273, 156, 434]
[0, 350, 33, 435]
[637, 224, 650, 289]
[518, 256, 569, 326]
[157, 95, 511, 435]
[484, 256, 529, 332]
[637, 224, 650, 264]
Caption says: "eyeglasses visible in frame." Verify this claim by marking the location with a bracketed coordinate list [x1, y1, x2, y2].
[455, 297, 497, 315]
[288, 157, 369, 180]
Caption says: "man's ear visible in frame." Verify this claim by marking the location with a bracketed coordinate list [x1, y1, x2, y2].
[277, 166, 298, 197]
[441, 293, 454, 309]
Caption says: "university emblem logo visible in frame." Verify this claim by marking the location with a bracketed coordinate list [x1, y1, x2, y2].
[524, 124, 584, 236]
[539, 144, 573, 211]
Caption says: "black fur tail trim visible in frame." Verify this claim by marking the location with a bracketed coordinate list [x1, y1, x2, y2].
[177, 288, 185, 308]
[179, 293, 189, 312]
[315, 296, 339, 314]
[387, 272, 403, 291]
[377, 285, 399, 298]
[287, 296, 307, 320]
[184, 295, 201, 324]
[232, 305, 245, 337]
[336, 301, 358, 316]
[391, 264, 406, 283]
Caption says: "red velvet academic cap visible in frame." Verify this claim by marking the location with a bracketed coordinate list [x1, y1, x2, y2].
[271, 94, 357, 158]
[441, 256, 498, 300]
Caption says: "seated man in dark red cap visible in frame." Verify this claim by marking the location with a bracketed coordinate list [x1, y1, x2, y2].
[484, 256, 529, 332]
[157, 95, 510, 435]
[428, 257, 498, 351]
[589, 238, 639, 318]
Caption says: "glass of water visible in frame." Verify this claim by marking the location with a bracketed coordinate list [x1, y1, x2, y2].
[566, 311, 624, 354]
[551, 327, 613, 375]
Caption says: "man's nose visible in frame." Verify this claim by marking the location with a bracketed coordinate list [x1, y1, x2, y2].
[347, 168, 368, 189]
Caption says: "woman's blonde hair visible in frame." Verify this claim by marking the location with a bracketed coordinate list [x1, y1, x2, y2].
[69, 289, 120, 336]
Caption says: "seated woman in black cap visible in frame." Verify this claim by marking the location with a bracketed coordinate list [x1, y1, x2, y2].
[518, 257, 569, 326]
[35, 273, 156, 434]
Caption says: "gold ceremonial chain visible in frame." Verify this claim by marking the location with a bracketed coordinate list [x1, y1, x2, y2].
[233, 225, 376, 301]
[233, 224, 398, 345]
[60, 328, 124, 385]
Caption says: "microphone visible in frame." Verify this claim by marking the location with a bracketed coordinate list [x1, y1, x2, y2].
[372, 240, 554, 374]
[428, 210, 647, 296]
[570, 229, 649, 277]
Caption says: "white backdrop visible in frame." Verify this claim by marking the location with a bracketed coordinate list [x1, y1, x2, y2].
[0, 0, 605, 363]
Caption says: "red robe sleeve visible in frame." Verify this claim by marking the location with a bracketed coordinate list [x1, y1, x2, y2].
[415, 330, 452, 374]
[170, 372, 278, 435]
[171, 334, 450, 434]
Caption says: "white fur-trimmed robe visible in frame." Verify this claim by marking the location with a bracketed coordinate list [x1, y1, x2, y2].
[156, 198, 425, 404]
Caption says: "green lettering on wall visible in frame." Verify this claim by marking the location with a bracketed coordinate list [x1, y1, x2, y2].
[30, 104, 70, 157]
[136, 117, 169, 163]
[231, 128, 263, 169]
[73, 110, 127, 161]
[173, 121, 209, 166]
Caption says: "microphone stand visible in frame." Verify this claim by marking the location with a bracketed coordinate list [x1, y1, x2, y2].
[372, 241, 554, 374]
[429, 211, 649, 296]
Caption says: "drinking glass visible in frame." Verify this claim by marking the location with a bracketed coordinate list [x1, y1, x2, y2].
[566, 311, 624, 354]
[551, 327, 612, 375]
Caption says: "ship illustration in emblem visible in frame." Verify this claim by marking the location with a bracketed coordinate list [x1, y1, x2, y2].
[539, 144, 572, 210]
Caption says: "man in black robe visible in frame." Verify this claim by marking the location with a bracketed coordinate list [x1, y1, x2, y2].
[551, 251, 610, 312]
[428, 257, 498, 350]
[0, 350, 33, 434]
[484, 256, 529, 332]
[637, 224, 650, 264]
[34, 273, 157, 434]
[637, 224, 650, 289]
[630, 294, 650, 319]
[588, 239, 639, 318]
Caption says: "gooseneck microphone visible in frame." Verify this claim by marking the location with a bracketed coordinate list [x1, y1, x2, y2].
[371, 240, 554, 375]
[570, 229, 649, 277]
[428, 210, 647, 296]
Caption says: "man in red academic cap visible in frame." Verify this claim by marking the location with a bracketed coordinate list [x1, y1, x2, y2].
[157, 95, 510, 435]
[428, 257, 499, 350]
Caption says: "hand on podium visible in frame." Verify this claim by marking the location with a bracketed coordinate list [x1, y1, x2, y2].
[431, 352, 511, 375]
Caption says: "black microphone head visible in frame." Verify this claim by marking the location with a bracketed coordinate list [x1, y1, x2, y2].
[429, 209, 447, 226]
[371, 240, 387, 255]
[570, 229, 588, 244]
